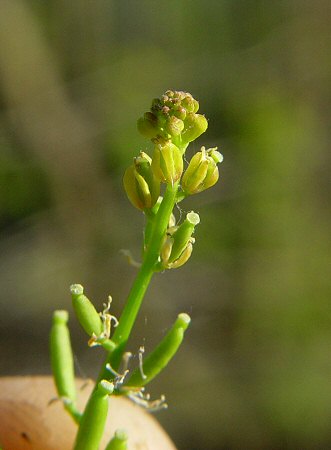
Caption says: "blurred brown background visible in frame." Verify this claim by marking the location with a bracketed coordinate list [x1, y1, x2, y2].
[0, 1, 330, 449]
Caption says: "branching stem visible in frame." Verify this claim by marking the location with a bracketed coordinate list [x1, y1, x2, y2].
[97, 181, 179, 379]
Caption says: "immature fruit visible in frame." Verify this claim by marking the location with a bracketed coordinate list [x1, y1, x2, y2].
[161, 212, 200, 269]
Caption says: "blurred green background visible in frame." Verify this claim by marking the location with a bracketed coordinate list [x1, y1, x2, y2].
[0, 1, 330, 449]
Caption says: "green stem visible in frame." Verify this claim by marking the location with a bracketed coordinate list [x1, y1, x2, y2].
[73, 381, 114, 450]
[74, 182, 179, 449]
[97, 182, 179, 380]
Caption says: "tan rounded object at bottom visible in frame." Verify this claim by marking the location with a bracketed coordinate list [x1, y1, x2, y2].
[0, 376, 177, 450]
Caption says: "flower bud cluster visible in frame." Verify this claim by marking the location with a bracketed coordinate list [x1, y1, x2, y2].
[137, 90, 208, 146]
[123, 90, 223, 270]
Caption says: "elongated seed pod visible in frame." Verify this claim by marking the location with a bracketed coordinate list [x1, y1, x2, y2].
[168, 212, 200, 263]
[50, 310, 76, 405]
[70, 284, 103, 337]
[73, 380, 114, 450]
[126, 313, 191, 387]
[105, 429, 128, 450]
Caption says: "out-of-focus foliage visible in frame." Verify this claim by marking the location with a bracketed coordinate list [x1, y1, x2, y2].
[0, 1, 330, 449]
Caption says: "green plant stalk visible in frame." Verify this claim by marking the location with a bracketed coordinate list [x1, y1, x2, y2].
[73, 182, 180, 449]
[73, 380, 113, 450]
[50, 91, 221, 450]
[68, 89, 214, 447]
[98, 181, 179, 379]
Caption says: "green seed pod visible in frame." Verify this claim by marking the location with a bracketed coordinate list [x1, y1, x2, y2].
[105, 429, 128, 450]
[160, 212, 199, 269]
[137, 112, 158, 139]
[125, 313, 191, 387]
[182, 113, 208, 143]
[167, 211, 200, 263]
[71, 284, 103, 338]
[182, 147, 223, 195]
[73, 380, 114, 450]
[123, 152, 160, 210]
[50, 310, 76, 403]
[151, 142, 183, 185]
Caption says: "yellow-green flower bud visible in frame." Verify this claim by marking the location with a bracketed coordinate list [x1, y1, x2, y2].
[174, 106, 187, 120]
[182, 95, 199, 113]
[152, 142, 183, 185]
[161, 211, 200, 269]
[123, 152, 160, 210]
[182, 113, 208, 143]
[137, 112, 158, 139]
[182, 147, 223, 195]
[165, 115, 184, 137]
[182, 151, 209, 192]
